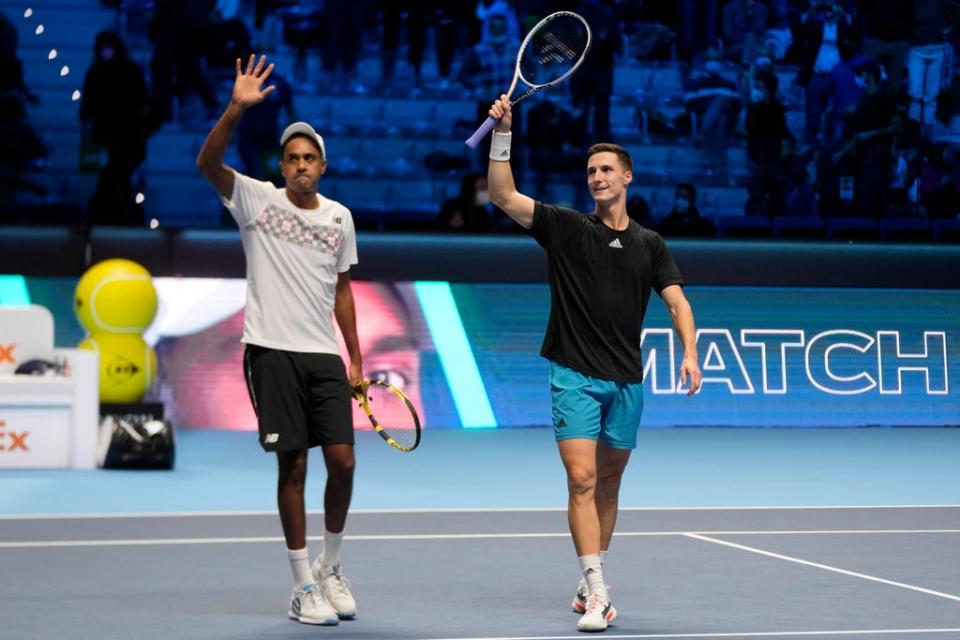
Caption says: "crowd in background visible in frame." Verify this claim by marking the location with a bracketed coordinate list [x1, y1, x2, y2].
[1, 0, 960, 238]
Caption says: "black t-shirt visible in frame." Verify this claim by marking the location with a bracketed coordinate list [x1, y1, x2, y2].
[529, 202, 685, 383]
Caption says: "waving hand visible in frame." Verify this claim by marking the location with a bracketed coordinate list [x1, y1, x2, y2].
[233, 54, 275, 108]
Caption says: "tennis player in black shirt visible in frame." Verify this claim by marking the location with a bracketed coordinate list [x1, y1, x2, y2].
[486, 95, 703, 632]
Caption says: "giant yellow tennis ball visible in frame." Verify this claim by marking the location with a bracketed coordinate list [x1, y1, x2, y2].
[79, 334, 157, 403]
[75, 259, 158, 335]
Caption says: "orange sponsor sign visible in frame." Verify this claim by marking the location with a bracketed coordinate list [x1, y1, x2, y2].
[0, 419, 29, 452]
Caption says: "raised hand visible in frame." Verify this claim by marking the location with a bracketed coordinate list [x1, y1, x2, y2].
[490, 94, 513, 133]
[232, 54, 276, 109]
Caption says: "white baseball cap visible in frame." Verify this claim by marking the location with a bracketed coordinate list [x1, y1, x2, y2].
[280, 121, 326, 159]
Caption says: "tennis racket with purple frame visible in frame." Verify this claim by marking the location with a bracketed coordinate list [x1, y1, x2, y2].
[465, 11, 592, 149]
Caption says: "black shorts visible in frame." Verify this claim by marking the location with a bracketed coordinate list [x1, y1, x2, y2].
[243, 344, 354, 452]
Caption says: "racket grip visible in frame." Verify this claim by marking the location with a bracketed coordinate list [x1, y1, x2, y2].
[465, 116, 499, 148]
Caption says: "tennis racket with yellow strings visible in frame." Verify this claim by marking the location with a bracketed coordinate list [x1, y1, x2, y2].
[353, 379, 421, 452]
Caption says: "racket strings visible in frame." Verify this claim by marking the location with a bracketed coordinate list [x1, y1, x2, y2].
[520, 16, 590, 86]
[365, 383, 418, 449]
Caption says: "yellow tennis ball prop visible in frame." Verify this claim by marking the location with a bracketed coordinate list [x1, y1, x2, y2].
[79, 334, 157, 404]
[75, 259, 158, 335]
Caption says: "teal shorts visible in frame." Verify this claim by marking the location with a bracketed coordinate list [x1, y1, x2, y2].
[549, 361, 645, 450]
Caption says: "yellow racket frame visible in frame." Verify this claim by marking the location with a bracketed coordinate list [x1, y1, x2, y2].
[353, 379, 421, 452]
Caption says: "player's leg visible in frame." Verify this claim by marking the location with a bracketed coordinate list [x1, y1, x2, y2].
[305, 353, 358, 619]
[596, 442, 632, 553]
[551, 362, 615, 630]
[561, 437, 616, 631]
[244, 345, 338, 625]
[277, 448, 309, 552]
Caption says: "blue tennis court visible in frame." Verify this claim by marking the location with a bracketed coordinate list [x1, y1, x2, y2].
[2, 428, 959, 639]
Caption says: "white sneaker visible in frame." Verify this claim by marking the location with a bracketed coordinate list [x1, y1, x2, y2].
[576, 593, 617, 632]
[571, 577, 589, 613]
[288, 583, 338, 625]
[312, 559, 357, 619]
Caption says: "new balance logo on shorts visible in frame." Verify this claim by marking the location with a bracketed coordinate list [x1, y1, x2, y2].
[264, 433, 280, 444]
[608, 238, 623, 249]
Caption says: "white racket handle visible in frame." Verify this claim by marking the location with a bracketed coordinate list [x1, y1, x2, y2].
[465, 116, 499, 148]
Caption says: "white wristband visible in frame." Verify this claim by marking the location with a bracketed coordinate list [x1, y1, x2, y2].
[489, 131, 512, 161]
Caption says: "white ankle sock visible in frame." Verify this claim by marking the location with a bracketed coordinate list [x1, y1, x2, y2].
[320, 529, 344, 567]
[600, 549, 608, 566]
[578, 554, 608, 599]
[287, 547, 312, 589]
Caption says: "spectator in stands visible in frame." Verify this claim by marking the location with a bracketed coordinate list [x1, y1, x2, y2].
[381, 2, 429, 86]
[683, 48, 741, 182]
[859, 0, 912, 88]
[435, 4, 475, 87]
[745, 72, 790, 217]
[918, 142, 960, 220]
[656, 183, 717, 237]
[0, 9, 32, 102]
[679, 0, 721, 61]
[0, 100, 47, 224]
[320, 2, 365, 84]
[526, 97, 583, 201]
[885, 120, 925, 217]
[458, 3, 519, 98]
[825, 36, 866, 146]
[0, 10, 18, 75]
[782, 137, 818, 216]
[832, 59, 900, 218]
[796, 0, 853, 146]
[150, 0, 219, 124]
[80, 30, 155, 226]
[907, 0, 959, 130]
[721, 0, 769, 63]
[438, 172, 495, 232]
[459, 3, 523, 172]
[627, 194, 655, 227]
[206, 0, 253, 76]
[569, 0, 622, 142]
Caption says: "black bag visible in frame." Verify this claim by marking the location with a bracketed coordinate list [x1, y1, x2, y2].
[97, 403, 175, 470]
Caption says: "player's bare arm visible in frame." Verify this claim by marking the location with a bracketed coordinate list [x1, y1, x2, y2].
[334, 270, 363, 388]
[486, 95, 535, 229]
[196, 54, 276, 199]
[661, 284, 702, 396]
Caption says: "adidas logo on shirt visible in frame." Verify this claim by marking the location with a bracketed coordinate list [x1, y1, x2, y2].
[608, 238, 623, 249]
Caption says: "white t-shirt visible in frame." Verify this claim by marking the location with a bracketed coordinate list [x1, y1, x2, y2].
[221, 171, 358, 354]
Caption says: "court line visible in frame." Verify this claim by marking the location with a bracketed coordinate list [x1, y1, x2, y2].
[1, 504, 959, 520]
[415, 630, 960, 640]
[686, 533, 960, 603]
[2, 529, 959, 549]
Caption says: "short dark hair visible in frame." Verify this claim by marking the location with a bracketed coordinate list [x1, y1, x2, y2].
[676, 182, 697, 200]
[759, 72, 779, 95]
[281, 133, 324, 157]
[587, 143, 632, 172]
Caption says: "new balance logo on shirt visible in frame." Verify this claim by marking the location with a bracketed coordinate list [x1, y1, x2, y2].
[608, 238, 623, 249]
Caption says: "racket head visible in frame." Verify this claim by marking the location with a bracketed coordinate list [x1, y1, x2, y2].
[354, 379, 421, 452]
[516, 12, 592, 91]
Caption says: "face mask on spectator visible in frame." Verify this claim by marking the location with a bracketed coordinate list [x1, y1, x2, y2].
[751, 88, 765, 103]
[854, 76, 866, 90]
[475, 190, 491, 207]
[704, 60, 722, 74]
[675, 197, 691, 213]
